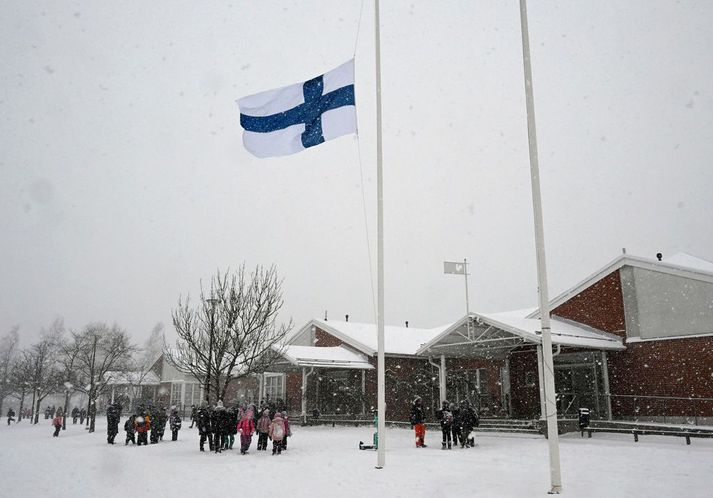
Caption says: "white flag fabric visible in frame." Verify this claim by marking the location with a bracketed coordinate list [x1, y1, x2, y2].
[238, 59, 357, 158]
[444, 261, 467, 275]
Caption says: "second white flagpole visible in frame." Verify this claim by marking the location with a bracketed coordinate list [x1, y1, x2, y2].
[518, 0, 562, 493]
[374, 0, 386, 470]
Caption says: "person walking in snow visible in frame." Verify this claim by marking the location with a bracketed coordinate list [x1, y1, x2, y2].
[79, 407, 86, 425]
[237, 410, 255, 454]
[106, 403, 120, 444]
[450, 402, 462, 448]
[211, 400, 228, 453]
[155, 406, 168, 442]
[223, 406, 237, 450]
[52, 413, 63, 437]
[169, 407, 182, 441]
[459, 400, 478, 448]
[196, 404, 212, 452]
[268, 411, 286, 455]
[256, 409, 271, 451]
[134, 412, 150, 446]
[281, 411, 291, 451]
[7, 408, 16, 425]
[71, 406, 79, 424]
[189, 404, 197, 428]
[436, 400, 454, 449]
[124, 414, 136, 445]
[410, 396, 427, 448]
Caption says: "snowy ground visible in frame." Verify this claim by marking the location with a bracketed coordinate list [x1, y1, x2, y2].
[1, 419, 711, 497]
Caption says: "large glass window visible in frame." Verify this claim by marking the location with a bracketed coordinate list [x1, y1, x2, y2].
[264, 373, 285, 401]
[171, 383, 182, 406]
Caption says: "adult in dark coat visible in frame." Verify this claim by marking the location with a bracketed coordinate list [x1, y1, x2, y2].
[189, 405, 197, 428]
[459, 400, 478, 448]
[155, 406, 168, 441]
[225, 407, 238, 450]
[79, 407, 87, 425]
[71, 407, 80, 424]
[106, 403, 120, 444]
[211, 401, 228, 453]
[196, 405, 212, 452]
[450, 402, 462, 447]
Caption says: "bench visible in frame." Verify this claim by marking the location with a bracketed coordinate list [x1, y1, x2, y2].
[580, 426, 713, 445]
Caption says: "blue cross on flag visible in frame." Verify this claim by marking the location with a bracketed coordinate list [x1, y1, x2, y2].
[238, 59, 356, 158]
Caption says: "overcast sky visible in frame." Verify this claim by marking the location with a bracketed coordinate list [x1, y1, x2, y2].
[2, 1, 712, 347]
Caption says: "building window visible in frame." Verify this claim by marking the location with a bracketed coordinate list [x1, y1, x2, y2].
[264, 373, 285, 401]
[171, 383, 182, 406]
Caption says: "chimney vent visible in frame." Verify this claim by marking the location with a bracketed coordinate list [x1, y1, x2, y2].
[656, 253, 663, 261]
[622, 247, 627, 255]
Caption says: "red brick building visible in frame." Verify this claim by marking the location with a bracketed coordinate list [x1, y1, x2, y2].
[277, 252, 713, 424]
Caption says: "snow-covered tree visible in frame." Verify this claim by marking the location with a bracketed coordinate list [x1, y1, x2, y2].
[0, 326, 20, 415]
[166, 265, 291, 404]
[71, 322, 136, 432]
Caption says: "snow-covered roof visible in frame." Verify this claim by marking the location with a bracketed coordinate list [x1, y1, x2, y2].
[529, 252, 713, 319]
[663, 252, 713, 273]
[295, 319, 450, 356]
[277, 345, 374, 370]
[478, 310, 625, 350]
[104, 371, 161, 386]
[416, 310, 625, 355]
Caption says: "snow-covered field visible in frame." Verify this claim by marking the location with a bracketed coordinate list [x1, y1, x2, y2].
[1, 418, 711, 497]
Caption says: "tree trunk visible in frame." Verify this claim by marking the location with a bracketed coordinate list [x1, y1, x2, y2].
[18, 391, 25, 422]
[31, 389, 37, 424]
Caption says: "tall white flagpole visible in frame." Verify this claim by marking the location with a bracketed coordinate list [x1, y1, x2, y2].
[374, 0, 386, 470]
[518, 0, 562, 493]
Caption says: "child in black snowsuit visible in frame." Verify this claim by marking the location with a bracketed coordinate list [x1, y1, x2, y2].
[450, 403, 462, 447]
[124, 415, 136, 445]
[436, 400, 453, 449]
[169, 409, 182, 441]
[7, 408, 15, 425]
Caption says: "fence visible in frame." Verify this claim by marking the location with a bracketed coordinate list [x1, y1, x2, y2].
[556, 392, 713, 426]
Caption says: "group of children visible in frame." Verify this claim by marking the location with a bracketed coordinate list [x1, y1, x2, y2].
[194, 401, 292, 456]
[410, 396, 480, 449]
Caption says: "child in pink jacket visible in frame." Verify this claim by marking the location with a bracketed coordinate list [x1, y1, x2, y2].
[237, 412, 255, 454]
[52, 414, 62, 437]
[268, 412, 286, 455]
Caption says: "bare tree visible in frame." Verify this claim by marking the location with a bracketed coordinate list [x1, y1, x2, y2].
[58, 336, 82, 429]
[166, 265, 292, 405]
[9, 354, 34, 422]
[0, 326, 20, 415]
[72, 322, 136, 433]
[26, 330, 63, 424]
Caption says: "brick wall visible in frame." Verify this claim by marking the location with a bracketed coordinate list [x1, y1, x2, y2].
[607, 336, 713, 417]
[553, 270, 626, 337]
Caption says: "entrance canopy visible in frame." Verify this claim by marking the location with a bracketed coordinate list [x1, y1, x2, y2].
[417, 310, 625, 358]
[272, 345, 374, 371]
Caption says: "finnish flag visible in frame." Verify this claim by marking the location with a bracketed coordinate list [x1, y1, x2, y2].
[238, 59, 357, 158]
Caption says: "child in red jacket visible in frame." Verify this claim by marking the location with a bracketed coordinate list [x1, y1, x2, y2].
[237, 411, 255, 454]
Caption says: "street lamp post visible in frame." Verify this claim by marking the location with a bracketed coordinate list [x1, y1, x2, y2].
[204, 297, 220, 405]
